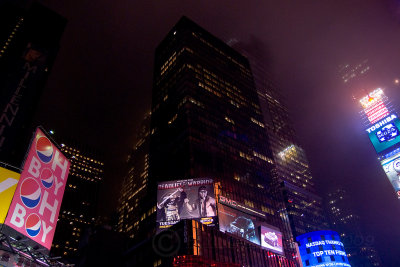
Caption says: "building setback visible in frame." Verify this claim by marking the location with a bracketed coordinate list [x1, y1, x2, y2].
[121, 16, 300, 266]
[0, 2, 66, 168]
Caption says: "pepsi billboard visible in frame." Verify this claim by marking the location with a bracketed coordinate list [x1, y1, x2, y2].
[3, 128, 70, 251]
[366, 114, 400, 153]
[381, 151, 400, 199]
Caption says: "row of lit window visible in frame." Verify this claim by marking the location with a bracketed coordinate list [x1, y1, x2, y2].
[0, 17, 23, 58]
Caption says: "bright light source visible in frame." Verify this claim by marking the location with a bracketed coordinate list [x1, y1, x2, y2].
[49, 130, 54, 134]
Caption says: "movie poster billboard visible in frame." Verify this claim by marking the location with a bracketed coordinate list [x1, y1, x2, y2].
[3, 128, 70, 251]
[157, 178, 216, 230]
[260, 225, 284, 254]
[0, 167, 20, 224]
[366, 114, 400, 153]
[381, 151, 400, 198]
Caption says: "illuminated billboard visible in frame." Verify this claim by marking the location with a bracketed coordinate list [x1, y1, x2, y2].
[0, 167, 20, 224]
[218, 202, 260, 245]
[381, 151, 400, 198]
[260, 225, 283, 254]
[157, 178, 216, 229]
[360, 88, 389, 124]
[218, 197, 284, 254]
[366, 114, 400, 153]
[3, 128, 70, 251]
[296, 230, 351, 267]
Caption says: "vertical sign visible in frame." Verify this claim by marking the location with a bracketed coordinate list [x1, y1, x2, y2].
[0, 167, 20, 223]
[4, 128, 70, 250]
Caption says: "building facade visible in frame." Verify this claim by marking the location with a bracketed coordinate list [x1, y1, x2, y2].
[0, 2, 66, 168]
[50, 137, 104, 260]
[326, 188, 382, 266]
[119, 17, 302, 266]
[232, 41, 329, 238]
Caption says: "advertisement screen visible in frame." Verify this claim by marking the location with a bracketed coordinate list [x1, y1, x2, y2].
[260, 225, 284, 254]
[381, 152, 400, 198]
[4, 128, 70, 251]
[157, 178, 215, 229]
[366, 114, 400, 153]
[0, 167, 20, 224]
[218, 203, 260, 245]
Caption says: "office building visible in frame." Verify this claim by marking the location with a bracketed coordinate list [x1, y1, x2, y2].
[118, 111, 151, 238]
[232, 41, 329, 237]
[50, 137, 104, 259]
[327, 188, 382, 266]
[122, 16, 300, 266]
[0, 2, 66, 168]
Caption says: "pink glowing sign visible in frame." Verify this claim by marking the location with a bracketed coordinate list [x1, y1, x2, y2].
[4, 128, 70, 251]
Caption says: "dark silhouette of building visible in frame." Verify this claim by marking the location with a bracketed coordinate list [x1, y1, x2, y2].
[326, 188, 382, 266]
[0, 2, 66, 168]
[120, 17, 299, 266]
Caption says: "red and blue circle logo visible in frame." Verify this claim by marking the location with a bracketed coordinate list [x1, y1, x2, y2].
[25, 213, 41, 237]
[40, 168, 54, 188]
[20, 178, 41, 209]
[36, 136, 53, 163]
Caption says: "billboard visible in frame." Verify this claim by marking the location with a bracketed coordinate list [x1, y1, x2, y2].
[3, 128, 70, 251]
[360, 88, 389, 124]
[366, 114, 400, 153]
[218, 202, 260, 245]
[381, 151, 400, 198]
[296, 230, 350, 267]
[260, 225, 283, 254]
[218, 198, 284, 254]
[0, 167, 20, 224]
[157, 178, 216, 229]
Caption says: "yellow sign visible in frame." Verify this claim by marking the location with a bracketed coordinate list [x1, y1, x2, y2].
[0, 167, 20, 224]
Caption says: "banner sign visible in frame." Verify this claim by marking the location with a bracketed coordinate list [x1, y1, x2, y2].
[4, 128, 70, 251]
[0, 167, 20, 224]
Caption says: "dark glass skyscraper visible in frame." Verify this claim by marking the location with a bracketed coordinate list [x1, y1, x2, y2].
[0, 2, 66, 168]
[121, 17, 300, 266]
[232, 41, 329, 238]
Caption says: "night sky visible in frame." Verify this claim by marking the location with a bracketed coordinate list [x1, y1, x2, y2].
[29, 0, 400, 264]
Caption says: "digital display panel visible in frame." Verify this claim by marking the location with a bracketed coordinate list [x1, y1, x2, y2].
[366, 114, 400, 153]
[296, 230, 351, 267]
[0, 167, 20, 224]
[4, 128, 70, 251]
[360, 88, 385, 109]
[218, 203, 260, 245]
[156, 178, 215, 230]
[381, 152, 400, 198]
[260, 225, 283, 254]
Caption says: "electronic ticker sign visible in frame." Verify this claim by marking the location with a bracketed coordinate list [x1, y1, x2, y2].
[3, 128, 70, 251]
[366, 114, 400, 153]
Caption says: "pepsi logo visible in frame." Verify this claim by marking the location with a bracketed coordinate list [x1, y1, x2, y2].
[20, 178, 41, 209]
[36, 136, 53, 163]
[25, 213, 41, 237]
[40, 168, 54, 188]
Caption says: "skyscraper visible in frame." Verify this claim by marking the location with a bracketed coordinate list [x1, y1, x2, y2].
[50, 136, 104, 259]
[232, 40, 329, 237]
[122, 17, 299, 266]
[0, 2, 66, 168]
[326, 188, 382, 266]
